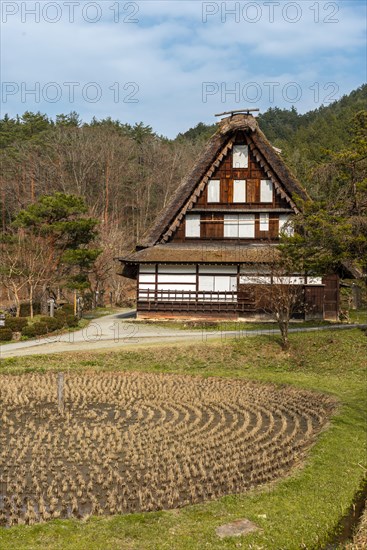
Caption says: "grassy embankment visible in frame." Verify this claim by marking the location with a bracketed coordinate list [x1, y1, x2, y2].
[134, 307, 367, 332]
[0, 328, 366, 549]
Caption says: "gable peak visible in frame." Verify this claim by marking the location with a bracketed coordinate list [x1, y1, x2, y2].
[217, 113, 258, 135]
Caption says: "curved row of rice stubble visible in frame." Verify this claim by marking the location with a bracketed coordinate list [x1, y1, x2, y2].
[0, 371, 336, 526]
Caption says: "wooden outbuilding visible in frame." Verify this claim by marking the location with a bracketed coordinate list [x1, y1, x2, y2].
[119, 112, 340, 320]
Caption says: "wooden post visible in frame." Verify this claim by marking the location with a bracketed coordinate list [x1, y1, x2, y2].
[57, 372, 64, 415]
[49, 299, 55, 318]
[352, 284, 361, 310]
[73, 290, 77, 316]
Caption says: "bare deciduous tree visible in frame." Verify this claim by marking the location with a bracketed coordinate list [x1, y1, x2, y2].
[251, 249, 305, 351]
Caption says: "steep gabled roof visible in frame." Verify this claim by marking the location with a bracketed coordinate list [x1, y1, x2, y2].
[137, 113, 310, 249]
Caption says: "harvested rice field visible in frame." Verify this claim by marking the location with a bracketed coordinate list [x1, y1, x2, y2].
[0, 371, 336, 527]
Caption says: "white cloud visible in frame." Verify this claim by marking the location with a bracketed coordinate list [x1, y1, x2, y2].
[1, 0, 365, 136]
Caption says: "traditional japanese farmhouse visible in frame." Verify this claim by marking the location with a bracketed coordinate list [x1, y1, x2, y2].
[119, 111, 340, 320]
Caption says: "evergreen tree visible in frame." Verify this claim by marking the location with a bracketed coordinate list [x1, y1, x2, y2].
[280, 111, 367, 276]
[13, 193, 101, 292]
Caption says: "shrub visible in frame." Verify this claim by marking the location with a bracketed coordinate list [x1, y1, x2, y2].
[54, 308, 67, 328]
[21, 325, 36, 338]
[55, 308, 66, 318]
[65, 315, 79, 328]
[5, 317, 28, 332]
[55, 316, 66, 329]
[39, 316, 60, 332]
[0, 328, 13, 341]
[61, 304, 74, 315]
[54, 310, 67, 328]
[32, 322, 48, 336]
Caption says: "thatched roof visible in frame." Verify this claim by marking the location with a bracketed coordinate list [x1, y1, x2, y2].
[123, 243, 280, 264]
[137, 113, 309, 249]
[339, 261, 365, 279]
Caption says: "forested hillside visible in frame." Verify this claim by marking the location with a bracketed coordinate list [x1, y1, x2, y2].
[1, 84, 366, 305]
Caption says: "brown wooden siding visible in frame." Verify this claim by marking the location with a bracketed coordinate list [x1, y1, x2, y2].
[174, 219, 186, 241]
[304, 286, 325, 320]
[194, 143, 290, 210]
[238, 283, 305, 315]
[237, 285, 256, 311]
[172, 214, 280, 242]
[322, 274, 340, 320]
[201, 213, 223, 239]
[255, 215, 278, 240]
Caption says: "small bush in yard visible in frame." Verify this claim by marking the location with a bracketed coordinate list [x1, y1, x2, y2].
[55, 309, 67, 320]
[65, 315, 79, 328]
[0, 328, 13, 341]
[54, 310, 68, 327]
[21, 325, 36, 338]
[39, 317, 60, 332]
[55, 316, 66, 329]
[61, 304, 74, 315]
[5, 317, 28, 332]
[32, 322, 48, 336]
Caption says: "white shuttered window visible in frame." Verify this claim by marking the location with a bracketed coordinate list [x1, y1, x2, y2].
[239, 214, 255, 238]
[233, 180, 246, 203]
[232, 145, 248, 168]
[259, 213, 269, 231]
[198, 274, 237, 299]
[223, 215, 238, 238]
[260, 179, 273, 202]
[207, 179, 220, 203]
[224, 214, 255, 238]
[185, 214, 200, 237]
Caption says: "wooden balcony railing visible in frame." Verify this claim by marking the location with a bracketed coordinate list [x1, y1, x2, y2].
[138, 289, 237, 303]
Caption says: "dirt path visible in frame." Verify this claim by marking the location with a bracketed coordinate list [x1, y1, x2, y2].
[0, 310, 364, 359]
[0, 311, 206, 358]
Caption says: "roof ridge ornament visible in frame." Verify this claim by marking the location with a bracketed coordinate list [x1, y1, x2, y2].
[214, 108, 260, 117]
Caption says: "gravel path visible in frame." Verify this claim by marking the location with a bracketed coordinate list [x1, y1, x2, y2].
[0, 310, 365, 359]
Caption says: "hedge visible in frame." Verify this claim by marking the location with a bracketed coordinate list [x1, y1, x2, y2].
[21, 323, 49, 338]
[32, 322, 49, 336]
[5, 317, 28, 332]
[39, 316, 62, 332]
[0, 328, 13, 341]
[60, 304, 74, 315]
[65, 315, 79, 327]
[21, 326, 36, 338]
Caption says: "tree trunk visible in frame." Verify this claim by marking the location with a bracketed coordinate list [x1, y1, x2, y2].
[40, 284, 48, 315]
[30, 176, 35, 203]
[279, 321, 290, 351]
[12, 286, 21, 317]
[29, 284, 34, 319]
[104, 158, 110, 225]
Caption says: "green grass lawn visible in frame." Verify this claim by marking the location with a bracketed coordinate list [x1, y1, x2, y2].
[133, 310, 367, 333]
[349, 308, 367, 324]
[133, 318, 335, 332]
[0, 329, 366, 549]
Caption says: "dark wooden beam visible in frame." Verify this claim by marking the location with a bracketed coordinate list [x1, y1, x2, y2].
[215, 108, 260, 117]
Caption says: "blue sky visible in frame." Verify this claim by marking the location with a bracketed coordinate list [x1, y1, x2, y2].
[1, 0, 366, 137]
